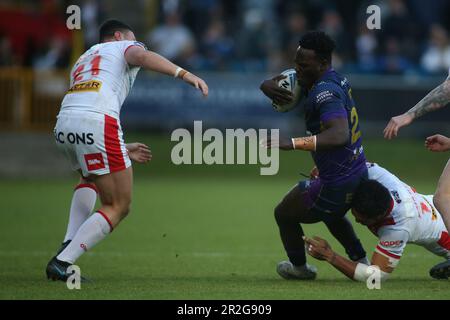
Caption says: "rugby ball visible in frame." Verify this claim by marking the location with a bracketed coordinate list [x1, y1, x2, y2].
[272, 69, 302, 112]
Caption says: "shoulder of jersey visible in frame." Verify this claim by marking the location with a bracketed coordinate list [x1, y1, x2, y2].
[131, 41, 148, 50]
[315, 79, 342, 92]
[101, 40, 147, 50]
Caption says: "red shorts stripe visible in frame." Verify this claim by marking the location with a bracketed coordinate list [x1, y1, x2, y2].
[438, 231, 450, 250]
[74, 183, 98, 193]
[104, 115, 126, 173]
[97, 210, 113, 232]
[375, 245, 401, 259]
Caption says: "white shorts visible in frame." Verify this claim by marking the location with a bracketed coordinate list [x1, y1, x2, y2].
[54, 110, 131, 177]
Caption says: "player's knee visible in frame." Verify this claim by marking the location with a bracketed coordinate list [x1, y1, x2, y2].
[118, 198, 132, 217]
[274, 202, 292, 225]
[106, 195, 132, 219]
[433, 192, 448, 213]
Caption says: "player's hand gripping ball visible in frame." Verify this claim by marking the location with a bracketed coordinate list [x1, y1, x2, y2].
[272, 69, 303, 113]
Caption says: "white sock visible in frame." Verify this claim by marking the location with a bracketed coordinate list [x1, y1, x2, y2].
[63, 184, 97, 242]
[57, 211, 112, 264]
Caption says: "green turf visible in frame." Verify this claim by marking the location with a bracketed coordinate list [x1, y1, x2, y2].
[1, 135, 449, 299]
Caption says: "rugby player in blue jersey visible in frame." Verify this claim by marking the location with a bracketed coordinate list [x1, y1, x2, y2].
[260, 31, 369, 280]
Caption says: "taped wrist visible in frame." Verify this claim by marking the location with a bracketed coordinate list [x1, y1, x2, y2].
[292, 136, 317, 151]
[353, 263, 390, 282]
[174, 67, 188, 79]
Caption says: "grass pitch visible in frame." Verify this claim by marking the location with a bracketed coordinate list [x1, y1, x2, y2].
[1, 135, 450, 299]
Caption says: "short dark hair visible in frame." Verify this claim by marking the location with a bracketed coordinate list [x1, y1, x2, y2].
[298, 31, 336, 63]
[99, 19, 133, 42]
[352, 179, 392, 219]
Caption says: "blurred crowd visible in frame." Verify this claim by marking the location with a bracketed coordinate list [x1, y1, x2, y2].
[0, 0, 450, 75]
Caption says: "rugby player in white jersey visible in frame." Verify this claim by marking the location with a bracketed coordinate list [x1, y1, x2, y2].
[46, 19, 208, 281]
[304, 163, 450, 282]
[384, 68, 450, 275]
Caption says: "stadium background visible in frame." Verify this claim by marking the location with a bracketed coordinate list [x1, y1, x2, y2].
[1, 0, 450, 299]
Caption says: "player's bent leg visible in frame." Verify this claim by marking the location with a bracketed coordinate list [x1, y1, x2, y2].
[274, 184, 320, 280]
[91, 166, 133, 227]
[49, 175, 98, 281]
[47, 167, 133, 281]
[274, 184, 319, 266]
[310, 177, 368, 263]
[57, 175, 98, 255]
[434, 159, 450, 233]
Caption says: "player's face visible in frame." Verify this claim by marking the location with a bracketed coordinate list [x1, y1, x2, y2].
[294, 47, 323, 89]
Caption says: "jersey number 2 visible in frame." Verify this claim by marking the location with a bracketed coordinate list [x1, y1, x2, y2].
[350, 106, 362, 144]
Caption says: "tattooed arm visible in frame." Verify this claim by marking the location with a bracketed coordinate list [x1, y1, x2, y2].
[384, 79, 450, 139]
[406, 79, 450, 118]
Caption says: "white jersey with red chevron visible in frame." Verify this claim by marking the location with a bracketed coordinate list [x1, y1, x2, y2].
[60, 40, 145, 119]
[366, 163, 450, 266]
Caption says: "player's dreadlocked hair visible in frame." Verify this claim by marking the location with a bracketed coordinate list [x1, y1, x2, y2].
[352, 179, 392, 219]
[99, 19, 133, 42]
[298, 31, 336, 63]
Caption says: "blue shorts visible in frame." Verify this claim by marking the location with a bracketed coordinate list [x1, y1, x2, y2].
[298, 169, 368, 221]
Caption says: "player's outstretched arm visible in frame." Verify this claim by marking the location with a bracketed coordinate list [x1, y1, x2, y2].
[304, 236, 393, 282]
[126, 142, 152, 163]
[384, 79, 450, 139]
[125, 46, 208, 97]
[303, 236, 356, 280]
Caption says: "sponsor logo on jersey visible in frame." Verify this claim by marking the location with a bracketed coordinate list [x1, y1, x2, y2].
[390, 190, 402, 204]
[67, 80, 102, 93]
[421, 197, 437, 220]
[316, 90, 334, 104]
[379, 240, 404, 247]
[84, 153, 105, 171]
